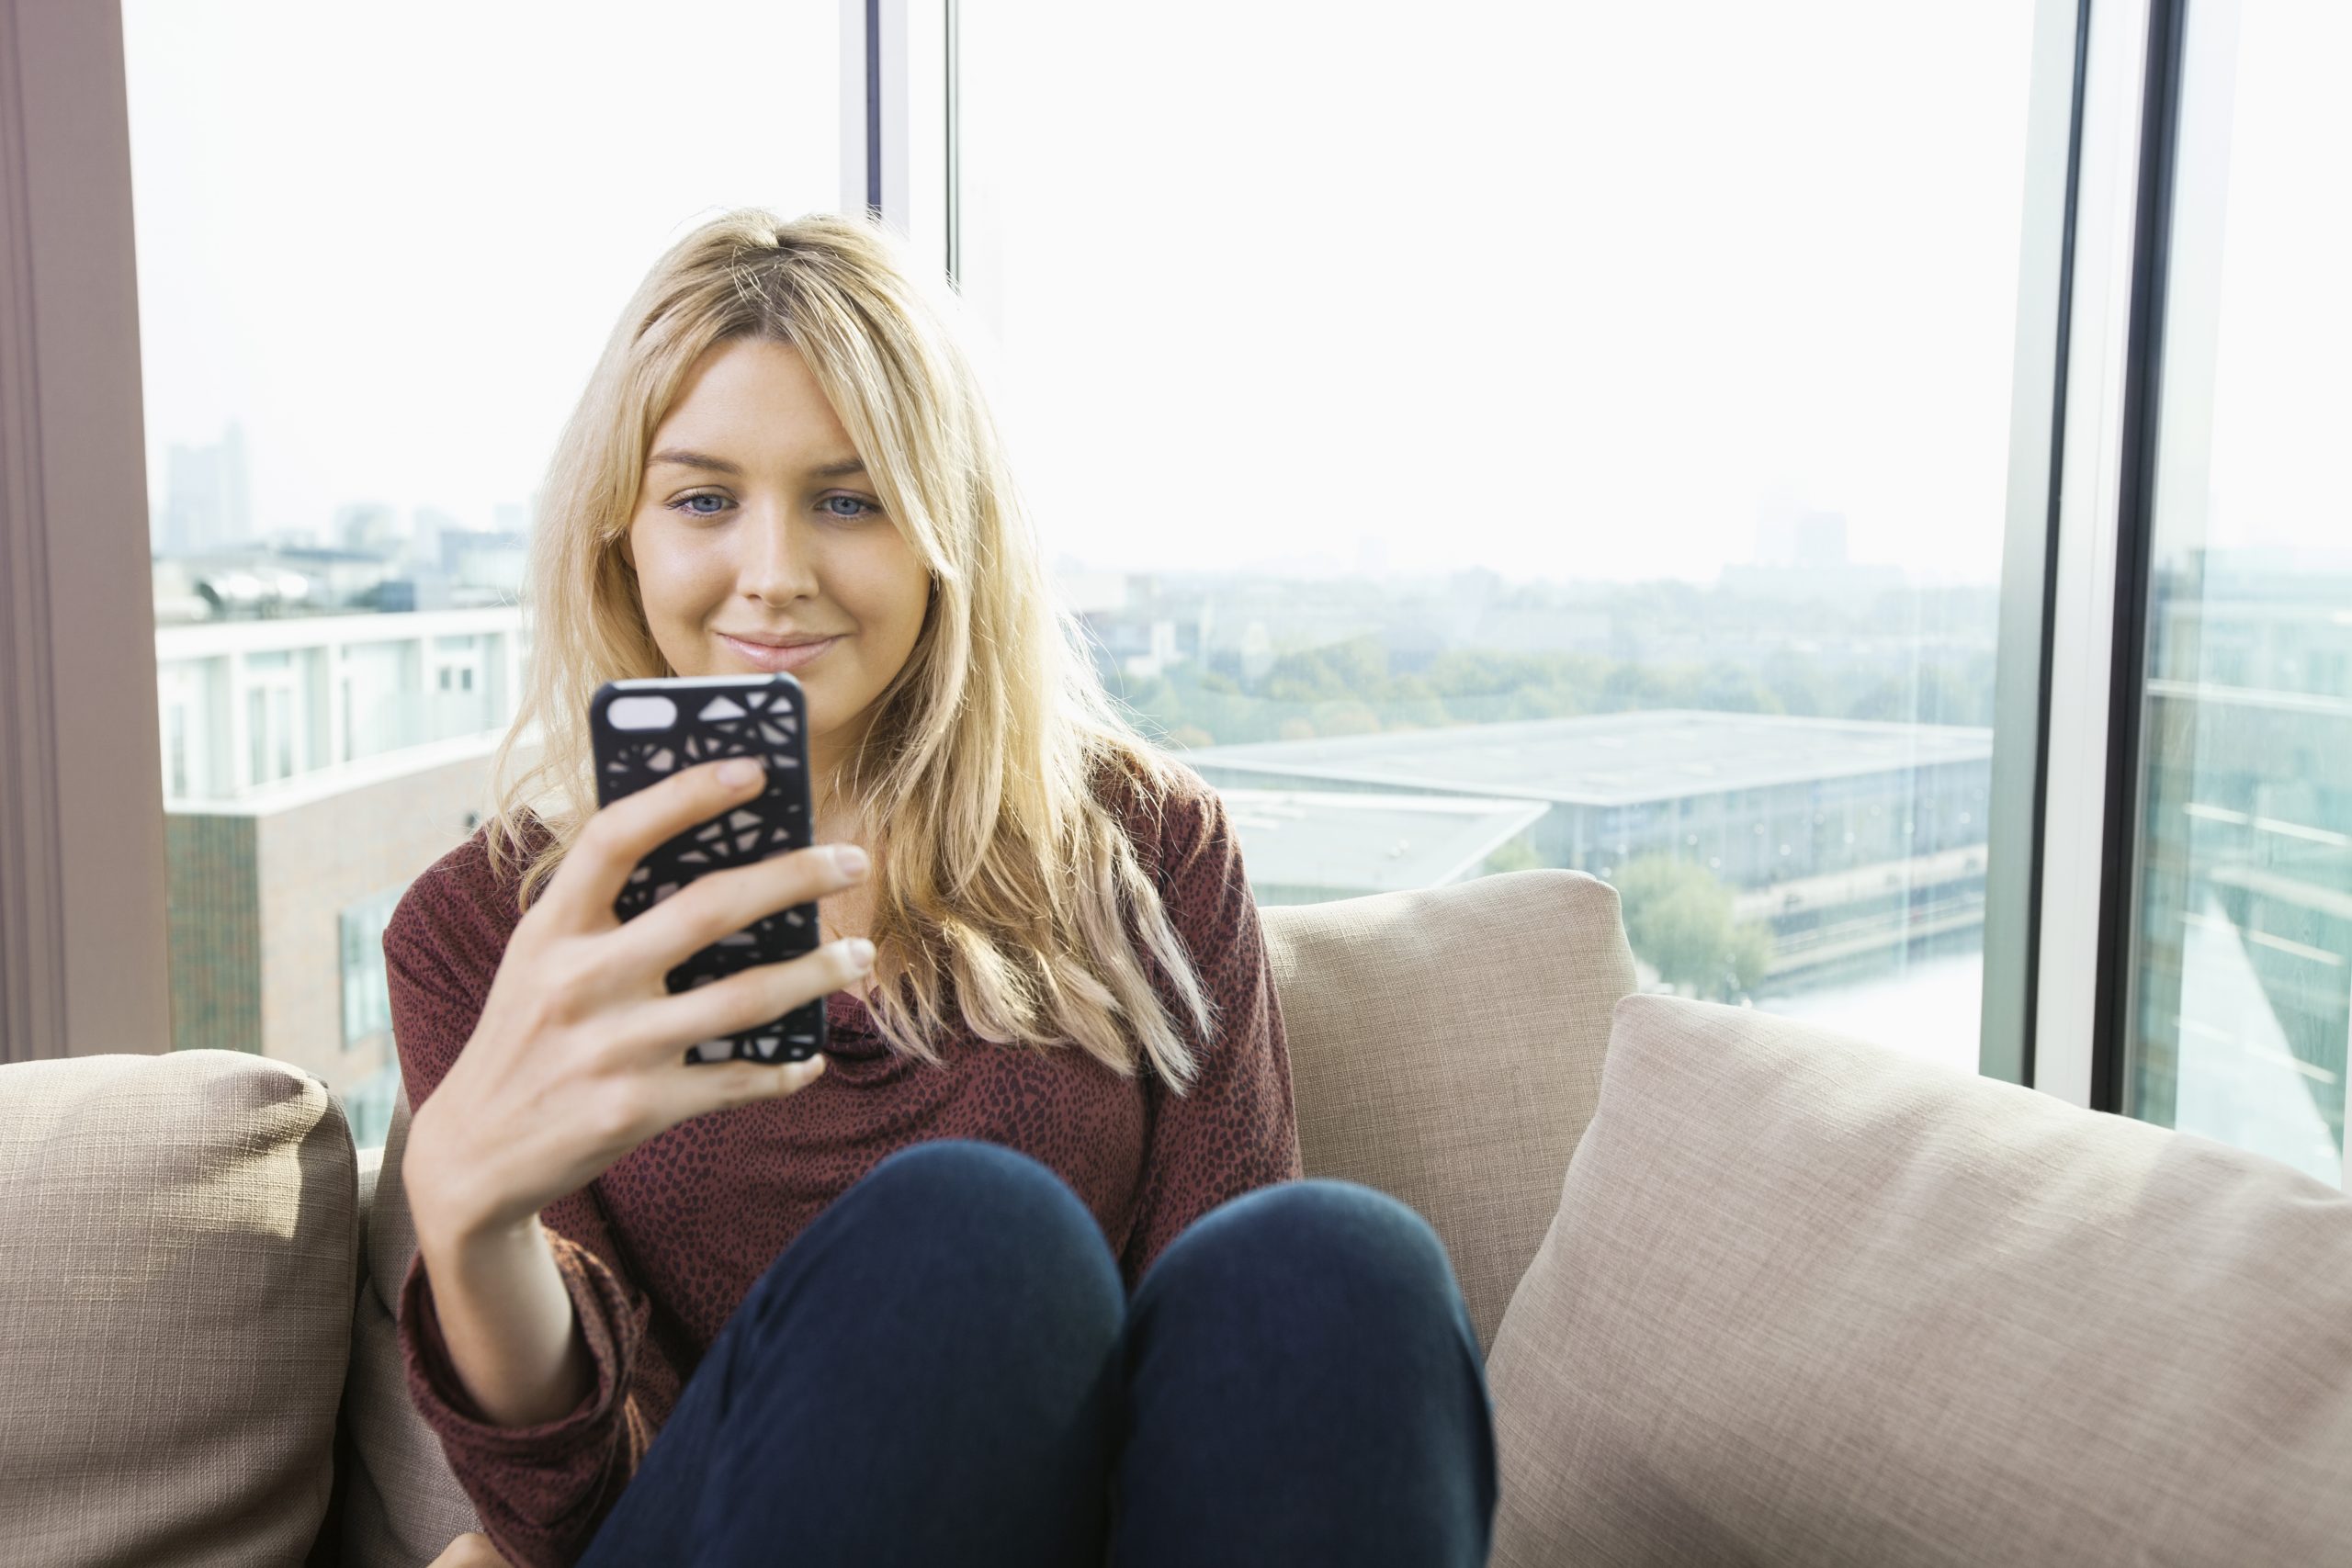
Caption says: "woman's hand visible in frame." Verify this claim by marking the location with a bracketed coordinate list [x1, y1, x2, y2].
[426, 1532, 510, 1567]
[407, 755, 874, 1246]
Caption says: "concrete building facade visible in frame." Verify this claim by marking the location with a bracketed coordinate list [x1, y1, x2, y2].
[155, 609, 534, 1143]
[155, 607, 527, 802]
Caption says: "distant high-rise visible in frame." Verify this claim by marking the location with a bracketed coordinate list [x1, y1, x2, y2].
[1757, 510, 1850, 570]
[412, 505, 465, 570]
[1727, 506, 1899, 604]
[161, 421, 253, 556]
[336, 502, 403, 557]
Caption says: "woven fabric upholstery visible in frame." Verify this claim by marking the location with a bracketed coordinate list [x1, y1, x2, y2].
[1487, 995, 2352, 1567]
[1259, 870, 1636, 1353]
[344, 1091, 482, 1568]
[0, 1050, 356, 1568]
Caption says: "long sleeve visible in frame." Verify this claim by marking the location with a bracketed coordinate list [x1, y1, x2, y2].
[383, 856, 661, 1568]
[1119, 772, 1306, 1291]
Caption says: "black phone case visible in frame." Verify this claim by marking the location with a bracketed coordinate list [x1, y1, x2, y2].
[589, 672, 827, 1065]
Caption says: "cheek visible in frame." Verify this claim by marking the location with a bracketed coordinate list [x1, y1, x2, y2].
[878, 571, 932, 666]
[636, 536, 721, 619]
[836, 540, 931, 648]
[635, 558, 734, 678]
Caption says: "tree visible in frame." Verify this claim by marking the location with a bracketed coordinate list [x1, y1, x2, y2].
[1758, 649, 1834, 716]
[1611, 854, 1775, 1001]
[1728, 920, 1776, 996]
[1697, 662, 1784, 716]
[1311, 700, 1382, 738]
[1482, 834, 1544, 876]
[1846, 666, 1984, 727]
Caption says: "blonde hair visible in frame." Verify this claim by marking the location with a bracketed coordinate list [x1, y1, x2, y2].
[483, 209, 1212, 1092]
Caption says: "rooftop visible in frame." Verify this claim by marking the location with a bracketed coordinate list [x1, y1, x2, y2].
[1215, 789, 1550, 900]
[1188, 710, 1993, 807]
[154, 604, 525, 657]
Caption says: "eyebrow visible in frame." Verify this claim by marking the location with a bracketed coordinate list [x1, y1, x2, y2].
[648, 448, 867, 479]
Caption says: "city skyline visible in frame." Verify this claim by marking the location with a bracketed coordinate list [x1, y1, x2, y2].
[151, 415, 2017, 595]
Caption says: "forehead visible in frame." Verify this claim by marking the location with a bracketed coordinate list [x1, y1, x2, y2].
[650, 337, 857, 459]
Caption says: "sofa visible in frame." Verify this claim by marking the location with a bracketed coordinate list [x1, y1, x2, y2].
[4, 868, 2349, 1567]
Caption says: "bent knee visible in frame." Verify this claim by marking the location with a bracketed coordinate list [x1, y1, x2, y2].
[748, 1138, 1122, 1344]
[857, 1138, 1080, 1227]
[1148, 1179, 1464, 1311]
[841, 1139, 1116, 1286]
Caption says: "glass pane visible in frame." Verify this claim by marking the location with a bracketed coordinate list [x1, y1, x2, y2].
[126, 0, 842, 1142]
[339, 884, 404, 1049]
[959, 0, 2037, 1074]
[2122, 0, 2352, 1183]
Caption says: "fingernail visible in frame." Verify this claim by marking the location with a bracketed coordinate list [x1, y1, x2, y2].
[830, 843, 869, 876]
[843, 938, 875, 968]
[718, 758, 762, 785]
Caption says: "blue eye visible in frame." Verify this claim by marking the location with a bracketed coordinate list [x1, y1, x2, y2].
[666, 492, 878, 522]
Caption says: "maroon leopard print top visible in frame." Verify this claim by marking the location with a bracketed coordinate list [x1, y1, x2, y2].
[389, 760, 1302, 1568]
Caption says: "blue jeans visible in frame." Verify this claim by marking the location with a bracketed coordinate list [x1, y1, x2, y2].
[575, 1139, 1498, 1566]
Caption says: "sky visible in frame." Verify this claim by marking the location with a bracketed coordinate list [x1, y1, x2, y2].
[122, 0, 2052, 586]
[2165, 0, 2352, 572]
[121, 0, 842, 547]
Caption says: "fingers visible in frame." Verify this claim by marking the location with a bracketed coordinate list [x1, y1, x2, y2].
[649, 1052, 831, 1129]
[543, 757, 771, 933]
[426, 1534, 510, 1568]
[614, 938, 876, 1069]
[607, 841, 867, 978]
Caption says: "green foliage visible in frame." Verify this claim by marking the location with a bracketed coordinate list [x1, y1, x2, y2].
[1846, 665, 1986, 727]
[1611, 853, 1777, 1000]
[1728, 920, 1776, 995]
[1104, 608, 1995, 752]
[1481, 833, 1544, 876]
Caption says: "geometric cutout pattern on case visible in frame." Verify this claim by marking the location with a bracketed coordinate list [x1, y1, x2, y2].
[591, 673, 827, 1066]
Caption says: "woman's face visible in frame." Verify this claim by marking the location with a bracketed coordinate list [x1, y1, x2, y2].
[624, 337, 932, 779]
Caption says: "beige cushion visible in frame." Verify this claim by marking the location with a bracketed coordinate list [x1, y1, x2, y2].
[1261, 870, 1636, 1353]
[344, 1090, 481, 1567]
[0, 1051, 356, 1568]
[1487, 994, 2352, 1566]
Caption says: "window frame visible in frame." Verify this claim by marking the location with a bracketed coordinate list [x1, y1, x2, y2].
[1980, 0, 2096, 1089]
[2086, 0, 2193, 1115]
[0, 0, 172, 1063]
[2017, 0, 2195, 1110]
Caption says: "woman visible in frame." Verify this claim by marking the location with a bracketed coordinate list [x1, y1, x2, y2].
[391, 209, 1497, 1568]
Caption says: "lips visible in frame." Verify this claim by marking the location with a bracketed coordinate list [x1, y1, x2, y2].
[717, 631, 842, 672]
[721, 631, 837, 649]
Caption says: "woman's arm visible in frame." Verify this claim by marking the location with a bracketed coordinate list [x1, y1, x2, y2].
[404, 1164, 595, 1429]
[382, 769, 866, 1568]
[1119, 773, 1306, 1290]
[386, 883, 658, 1566]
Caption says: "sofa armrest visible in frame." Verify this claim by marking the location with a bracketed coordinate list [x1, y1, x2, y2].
[0, 1050, 356, 1568]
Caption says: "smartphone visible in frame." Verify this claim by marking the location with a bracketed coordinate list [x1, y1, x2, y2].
[589, 671, 827, 1065]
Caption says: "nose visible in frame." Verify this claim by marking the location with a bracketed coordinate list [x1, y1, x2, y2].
[741, 508, 820, 605]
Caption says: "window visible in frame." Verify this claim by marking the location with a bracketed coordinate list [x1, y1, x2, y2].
[0, 0, 2297, 1182]
[165, 702, 187, 799]
[339, 885, 404, 1049]
[2118, 0, 2352, 1183]
[123, 0, 842, 1126]
[958, 0, 2040, 1076]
